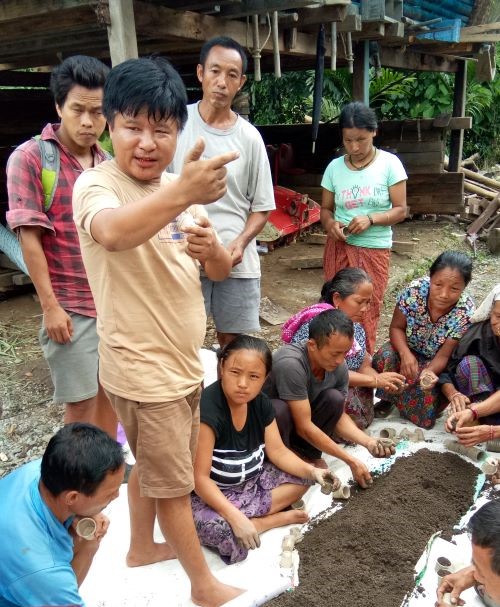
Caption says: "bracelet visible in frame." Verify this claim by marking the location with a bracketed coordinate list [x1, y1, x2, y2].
[367, 214, 374, 226]
[385, 212, 390, 224]
[449, 392, 461, 400]
[490, 426, 495, 441]
[374, 376, 378, 389]
[470, 406, 478, 421]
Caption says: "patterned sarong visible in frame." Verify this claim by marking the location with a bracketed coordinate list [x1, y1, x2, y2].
[372, 341, 446, 428]
[191, 462, 310, 564]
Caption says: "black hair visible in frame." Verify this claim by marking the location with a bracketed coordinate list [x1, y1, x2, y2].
[469, 500, 500, 575]
[199, 36, 248, 74]
[50, 55, 109, 108]
[339, 101, 378, 132]
[429, 250, 473, 286]
[309, 309, 354, 348]
[320, 267, 372, 304]
[103, 56, 187, 129]
[41, 423, 124, 497]
[217, 334, 272, 375]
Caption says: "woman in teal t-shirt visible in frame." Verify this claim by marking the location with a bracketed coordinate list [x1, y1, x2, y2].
[320, 101, 408, 354]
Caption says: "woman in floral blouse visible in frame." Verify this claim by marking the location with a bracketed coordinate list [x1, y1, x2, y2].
[372, 251, 475, 428]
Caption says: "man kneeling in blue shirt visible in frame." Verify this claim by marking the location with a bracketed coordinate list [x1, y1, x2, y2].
[0, 423, 124, 607]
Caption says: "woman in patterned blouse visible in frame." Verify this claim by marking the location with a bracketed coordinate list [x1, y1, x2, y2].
[372, 251, 475, 428]
[281, 268, 405, 429]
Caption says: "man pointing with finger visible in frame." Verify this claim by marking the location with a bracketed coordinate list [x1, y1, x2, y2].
[73, 57, 242, 607]
[170, 36, 275, 348]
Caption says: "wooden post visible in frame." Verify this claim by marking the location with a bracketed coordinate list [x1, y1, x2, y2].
[448, 60, 467, 172]
[107, 0, 138, 66]
[352, 40, 369, 104]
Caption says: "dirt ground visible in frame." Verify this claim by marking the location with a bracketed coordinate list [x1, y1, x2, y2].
[266, 449, 480, 607]
[0, 218, 499, 475]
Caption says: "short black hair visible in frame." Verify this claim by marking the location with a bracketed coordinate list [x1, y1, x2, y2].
[217, 334, 272, 375]
[50, 55, 109, 108]
[469, 500, 500, 575]
[41, 423, 124, 497]
[199, 36, 248, 74]
[309, 309, 354, 348]
[339, 101, 378, 132]
[103, 56, 187, 129]
[320, 267, 372, 304]
[429, 250, 473, 286]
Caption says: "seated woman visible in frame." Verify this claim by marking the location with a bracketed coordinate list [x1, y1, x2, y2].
[281, 268, 405, 429]
[446, 390, 500, 446]
[372, 250, 475, 428]
[191, 335, 338, 564]
[441, 283, 500, 413]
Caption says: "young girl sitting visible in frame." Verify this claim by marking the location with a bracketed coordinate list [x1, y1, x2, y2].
[191, 335, 339, 564]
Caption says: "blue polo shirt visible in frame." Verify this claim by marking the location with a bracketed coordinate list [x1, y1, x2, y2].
[0, 459, 83, 607]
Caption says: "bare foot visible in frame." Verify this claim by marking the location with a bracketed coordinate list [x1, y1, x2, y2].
[126, 541, 176, 567]
[192, 579, 245, 607]
[253, 509, 309, 534]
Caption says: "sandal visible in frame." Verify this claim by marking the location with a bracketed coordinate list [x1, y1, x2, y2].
[374, 401, 394, 419]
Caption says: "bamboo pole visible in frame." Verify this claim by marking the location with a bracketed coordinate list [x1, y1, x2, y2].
[464, 181, 498, 200]
[461, 167, 500, 191]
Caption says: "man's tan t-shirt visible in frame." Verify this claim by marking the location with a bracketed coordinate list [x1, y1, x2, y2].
[73, 159, 207, 402]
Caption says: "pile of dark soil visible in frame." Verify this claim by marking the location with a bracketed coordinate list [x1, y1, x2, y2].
[267, 449, 480, 607]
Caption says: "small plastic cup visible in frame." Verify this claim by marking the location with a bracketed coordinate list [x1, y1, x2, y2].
[280, 549, 293, 568]
[332, 485, 351, 500]
[435, 556, 452, 574]
[379, 427, 396, 439]
[75, 517, 97, 541]
[320, 480, 333, 495]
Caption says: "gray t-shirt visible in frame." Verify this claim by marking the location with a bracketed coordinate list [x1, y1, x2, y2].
[169, 103, 275, 278]
[264, 342, 349, 403]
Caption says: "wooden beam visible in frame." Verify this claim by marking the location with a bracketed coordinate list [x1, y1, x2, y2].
[337, 14, 362, 32]
[448, 60, 467, 172]
[107, 0, 138, 65]
[460, 21, 500, 36]
[132, 2, 330, 59]
[0, 6, 105, 43]
[218, 1, 324, 18]
[352, 22, 385, 41]
[352, 41, 369, 104]
[379, 47, 459, 73]
[0, 0, 93, 22]
[448, 117, 472, 130]
[295, 5, 348, 27]
[460, 34, 500, 43]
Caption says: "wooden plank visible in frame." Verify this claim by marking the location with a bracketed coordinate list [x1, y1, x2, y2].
[259, 296, 291, 326]
[107, 0, 138, 65]
[391, 240, 417, 254]
[466, 194, 500, 235]
[281, 256, 323, 270]
[488, 228, 500, 253]
[296, 5, 348, 27]
[337, 14, 362, 33]
[460, 21, 500, 36]
[132, 1, 332, 59]
[379, 47, 459, 73]
[380, 141, 444, 153]
[399, 151, 443, 167]
[11, 272, 32, 286]
[0, 0, 89, 22]
[0, 269, 19, 288]
[448, 117, 473, 130]
[303, 233, 327, 245]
